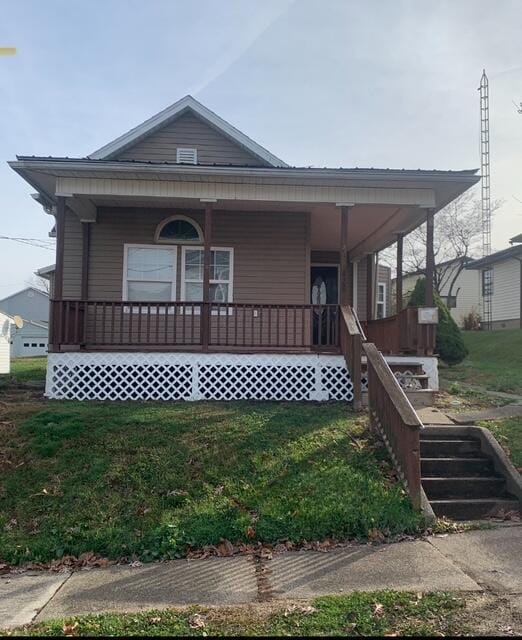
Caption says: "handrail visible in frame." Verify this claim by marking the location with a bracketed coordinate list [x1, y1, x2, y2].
[363, 341, 423, 510]
[339, 305, 362, 410]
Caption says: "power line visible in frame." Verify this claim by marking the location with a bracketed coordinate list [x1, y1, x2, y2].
[0, 235, 55, 250]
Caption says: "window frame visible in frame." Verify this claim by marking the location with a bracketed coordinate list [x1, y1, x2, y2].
[180, 246, 234, 304]
[155, 215, 203, 245]
[122, 243, 178, 303]
[482, 268, 493, 297]
[376, 282, 386, 319]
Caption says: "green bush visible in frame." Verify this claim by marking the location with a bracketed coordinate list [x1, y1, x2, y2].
[408, 277, 468, 365]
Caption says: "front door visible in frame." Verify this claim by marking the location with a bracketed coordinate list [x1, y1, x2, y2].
[310, 266, 339, 346]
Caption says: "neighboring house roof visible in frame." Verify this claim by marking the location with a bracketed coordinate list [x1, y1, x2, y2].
[466, 244, 522, 269]
[35, 264, 55, 279]
[0, 286, 49, 306]
[509, 233, 522, 244]
[88, 95, 288, 168]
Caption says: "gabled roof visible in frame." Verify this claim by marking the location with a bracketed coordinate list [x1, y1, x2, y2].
[89, 95, 288, 168]
[466, 244, 522, 269]
[0, 286, 49, 306]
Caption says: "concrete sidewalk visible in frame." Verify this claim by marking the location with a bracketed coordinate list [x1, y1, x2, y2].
[1, 526, 521, 630]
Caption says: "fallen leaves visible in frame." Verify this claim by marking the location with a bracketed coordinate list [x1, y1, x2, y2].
[284, 604, 317, 617]
[188, 613, 206, 629]
[373, 602, 385, 617]
[62, 621, 79, 636]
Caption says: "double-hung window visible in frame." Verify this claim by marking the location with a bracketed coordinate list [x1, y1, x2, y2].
[123, 245, 177, 301]
[376, 282, 386, 319]
[181, 247, 233, 303]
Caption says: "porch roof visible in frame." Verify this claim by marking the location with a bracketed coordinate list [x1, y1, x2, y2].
[9, 157, 480, 259]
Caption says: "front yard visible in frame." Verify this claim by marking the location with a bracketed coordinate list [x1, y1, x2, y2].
[0, 395, 421, 566]
[441, 329, 522, 395]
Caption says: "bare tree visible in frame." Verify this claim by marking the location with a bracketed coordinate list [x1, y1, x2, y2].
[402, 191, 502, 298]
[25, 274, 50, 294]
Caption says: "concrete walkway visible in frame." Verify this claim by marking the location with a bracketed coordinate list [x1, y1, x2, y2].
[449, 403, 522, 425]
[1, 526, 521, 630]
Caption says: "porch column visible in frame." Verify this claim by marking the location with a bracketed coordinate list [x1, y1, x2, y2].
[81, 222, 91, 300]
[48, 196, 66, 352]
[366, 253, 374, 321]
[425, 208, 435, 306]
[339, 205, 351, 306]
[201, 200, 215, 351]
[396, 233, 403, 313]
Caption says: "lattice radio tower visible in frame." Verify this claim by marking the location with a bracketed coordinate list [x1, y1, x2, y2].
[479, 69, 492, 329]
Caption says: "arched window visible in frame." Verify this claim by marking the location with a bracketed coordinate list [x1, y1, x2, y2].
[155, 215, 203, 244]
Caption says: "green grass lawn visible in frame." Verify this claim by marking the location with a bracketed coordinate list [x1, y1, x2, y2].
[441, 330, 522, 395]
[1, 356, 47, 385]
[484, 417, 522, 471]
[0, 401, 422, 566]
[12, 592, 466, 637]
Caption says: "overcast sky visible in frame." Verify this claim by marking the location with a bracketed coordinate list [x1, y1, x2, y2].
[1, 0, 521, 298]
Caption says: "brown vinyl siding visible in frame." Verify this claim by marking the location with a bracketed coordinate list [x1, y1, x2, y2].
[116, 112, 267, 166]
[62, 210, 83, 299]
[84, 208, 308, 305]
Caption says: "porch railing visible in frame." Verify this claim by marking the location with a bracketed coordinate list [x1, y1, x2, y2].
[363, 341, 422, 510]
[49, 300, 341, 351]
[363, 307, 436, 356]
[339, 305, 363, 410]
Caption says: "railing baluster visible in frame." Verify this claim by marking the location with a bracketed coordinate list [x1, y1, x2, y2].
[137, 302, 142, 344]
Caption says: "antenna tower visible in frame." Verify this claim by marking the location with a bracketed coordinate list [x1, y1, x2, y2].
[479, 69, 492, 329]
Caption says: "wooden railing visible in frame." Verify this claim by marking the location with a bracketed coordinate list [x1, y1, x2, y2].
[363, 307, 436, 356]
[363, 342, 422, 510]
[339, 305, 363, 410]
[49, 300, 341, 352]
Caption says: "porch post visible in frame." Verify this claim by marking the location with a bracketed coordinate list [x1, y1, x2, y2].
[81, 222, 91, 301]
[339, 205, 351, 306]
[396, 233, 403, 313]
[201, 201, 214, 351]
[366, 253, 374, 321]
[425, 208, 435, 307]
[49, 196, 66, 352]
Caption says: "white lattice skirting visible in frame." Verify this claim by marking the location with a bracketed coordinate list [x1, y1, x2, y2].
[46, 352, 355, 402]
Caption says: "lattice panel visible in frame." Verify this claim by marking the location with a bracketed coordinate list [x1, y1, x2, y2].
[199, 365, 316, 401]
[321, 366, 354, 401]
[46, 353, 357, 402]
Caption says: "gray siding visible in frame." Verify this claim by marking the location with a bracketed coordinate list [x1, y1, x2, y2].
[0, 288, 49, 323]
[116, 112, 266, 166]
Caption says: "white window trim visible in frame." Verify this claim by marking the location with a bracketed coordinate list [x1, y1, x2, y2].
[122, 244, 178, 308]
[376, 282, 386, 318]
[180, 246, 234, 311]
[155, 215, 203, 244]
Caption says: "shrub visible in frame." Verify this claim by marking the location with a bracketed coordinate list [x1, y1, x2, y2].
[462, 308, 482, 331]
[408, 278, 468, 365]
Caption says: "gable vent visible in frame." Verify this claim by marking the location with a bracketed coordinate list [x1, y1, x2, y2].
[176, 148, 198, 164]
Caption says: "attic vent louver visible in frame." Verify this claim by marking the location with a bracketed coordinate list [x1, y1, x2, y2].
[176, 148, 198, 164]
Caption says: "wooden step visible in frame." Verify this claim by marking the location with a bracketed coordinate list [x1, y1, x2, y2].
[429, 498, 520, 520]
[421, 457, 494, 477]
[422, 476, 506, 499]
[420, 438, 481, 457]
[404, 389, 434, 408]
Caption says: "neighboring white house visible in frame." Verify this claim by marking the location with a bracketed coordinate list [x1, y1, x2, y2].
[466, 236, 522, 330]
[393, 257, 481, 327]
[0, 287, 50, 357]
[0, 311, 13, 373]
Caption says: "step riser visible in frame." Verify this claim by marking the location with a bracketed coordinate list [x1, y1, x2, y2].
[431, 500, 520, 520]
[420, 441, 481, 457]
[421, 458, 494, 477]
[422, 478, 506, 499]
[406, 390, 434, 408]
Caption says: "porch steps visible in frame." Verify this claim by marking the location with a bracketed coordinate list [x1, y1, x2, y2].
[420, 430, 520, 520]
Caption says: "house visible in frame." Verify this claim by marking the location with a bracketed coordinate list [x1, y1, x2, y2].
[0, 287, 50, 357]
[0, 311, 15, 373]
[9, 95, 479, 404]
[466, 235, 522, 330]
[394, 257, 481, 327]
